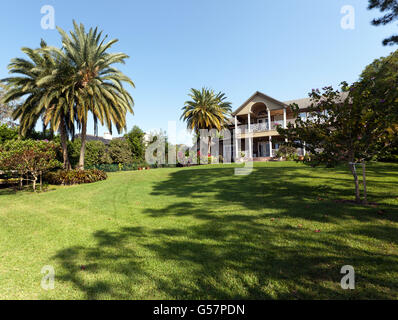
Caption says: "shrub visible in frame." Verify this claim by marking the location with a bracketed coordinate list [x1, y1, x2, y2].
[0, 139, 62, 191]
[107, 139, 134, 165]
[124, 126, 146, 160]
[276, 145, 298, 160]
[45, 169, 107, 185]
[0, 124, 18, 144]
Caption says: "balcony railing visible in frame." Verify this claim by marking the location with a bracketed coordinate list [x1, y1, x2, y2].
[235, 119, 299, 135]
[239, 121, 285, 133]
[251, 123, 269, 132]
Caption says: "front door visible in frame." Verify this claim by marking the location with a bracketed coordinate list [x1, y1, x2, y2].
[258, 142, 269, 157]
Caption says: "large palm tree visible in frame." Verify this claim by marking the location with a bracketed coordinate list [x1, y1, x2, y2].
[53, 21, 135, 170]
[1, 41, 75, 170]
[181, 87, 232, 155]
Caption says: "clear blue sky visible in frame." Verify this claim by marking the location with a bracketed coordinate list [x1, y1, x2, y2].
[0, 0, 396, 144]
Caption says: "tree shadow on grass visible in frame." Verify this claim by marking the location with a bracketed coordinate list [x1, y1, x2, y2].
[53, 165, 398, 299]
[53, 221, 398, 299]
[148, 166, 398, 223]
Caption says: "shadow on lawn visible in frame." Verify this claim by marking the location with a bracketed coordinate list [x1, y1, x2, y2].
[54, 165, 398, 299]
[148, 166, 398, 223]
[54, 222, 398, 299]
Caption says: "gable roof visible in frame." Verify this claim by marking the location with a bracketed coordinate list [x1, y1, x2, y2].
[232, 91, 288, 116]
[283, 97, 312, 110]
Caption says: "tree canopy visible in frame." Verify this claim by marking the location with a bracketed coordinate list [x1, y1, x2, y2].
[181, 88, 232, 134]
[125, 125, 146, 160]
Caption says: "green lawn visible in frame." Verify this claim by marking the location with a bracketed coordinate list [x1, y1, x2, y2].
[0, 162, 397, 299]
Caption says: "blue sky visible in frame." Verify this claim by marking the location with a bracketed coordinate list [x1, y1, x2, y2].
[0, 0, 396, 144]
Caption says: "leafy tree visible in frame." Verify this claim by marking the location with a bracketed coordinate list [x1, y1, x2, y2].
[0, 124, 18, 144]
[125, 125, 146, 160]
[107, 139, 134, 165]
[180, 88, 232, 155]
[68, 139, 110, 168]
[54, 21, 135, 170]
[275, 145, 298, 160]
[85, 141, 109, 167]
[278, 81, 397, 204]
[368, 0, 398, 45]
[0, 140, 61, 191]
[360, 49, 398, 161]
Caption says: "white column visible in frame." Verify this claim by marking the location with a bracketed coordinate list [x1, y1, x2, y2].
[303, 141, 307, 156]
[267, 109, 271, 130]
[283, 108, 288, 142]
[248, 113, 252, 158]
[235, 116, 239, 159]
[269, 136, 273, 157]
[283, 108, 287, 129]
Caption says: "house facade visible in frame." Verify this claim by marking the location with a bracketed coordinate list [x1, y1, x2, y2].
[225, 91, 313, 161]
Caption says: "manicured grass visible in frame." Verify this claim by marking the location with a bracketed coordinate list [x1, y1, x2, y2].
[0, 162, 397, 299]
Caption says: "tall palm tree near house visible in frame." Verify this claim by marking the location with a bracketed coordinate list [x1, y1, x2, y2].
[1, 41, 75, 170]
[55, 21, 135, 170]
[181, 88, 232, 156]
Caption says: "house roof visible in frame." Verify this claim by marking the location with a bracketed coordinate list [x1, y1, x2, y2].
[231, 91, 288, 116]
[284, 91, 349, 109]
[232, 91, 350, 117]
[283, 97, 313, 110]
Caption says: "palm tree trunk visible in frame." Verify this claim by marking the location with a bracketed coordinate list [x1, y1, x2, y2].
[78, 121, 87, 170]
[59, 119, 71, 171]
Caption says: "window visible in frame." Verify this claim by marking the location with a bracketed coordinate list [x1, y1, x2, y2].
[299, 112, 307, 120]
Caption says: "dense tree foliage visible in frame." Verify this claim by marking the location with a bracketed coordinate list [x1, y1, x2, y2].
[278, 82, 396, 204]
[125, 125, 146, 160]
[278, 49, 398, 204]
[107, 139, 134, 165]
[0, 124, 18, 144]
[0, 140, 61, 191]
[360, 49, 398, 161]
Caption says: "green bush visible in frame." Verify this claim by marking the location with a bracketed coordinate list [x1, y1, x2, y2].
[0, 124, 18, 144]
[275, 145, 298, 160]
[45, 169, 107, 185]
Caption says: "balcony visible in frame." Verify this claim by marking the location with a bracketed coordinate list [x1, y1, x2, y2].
[249, 121, 285, 132]
[251, 123, 269, 132]
[235, 119, 296, 136]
